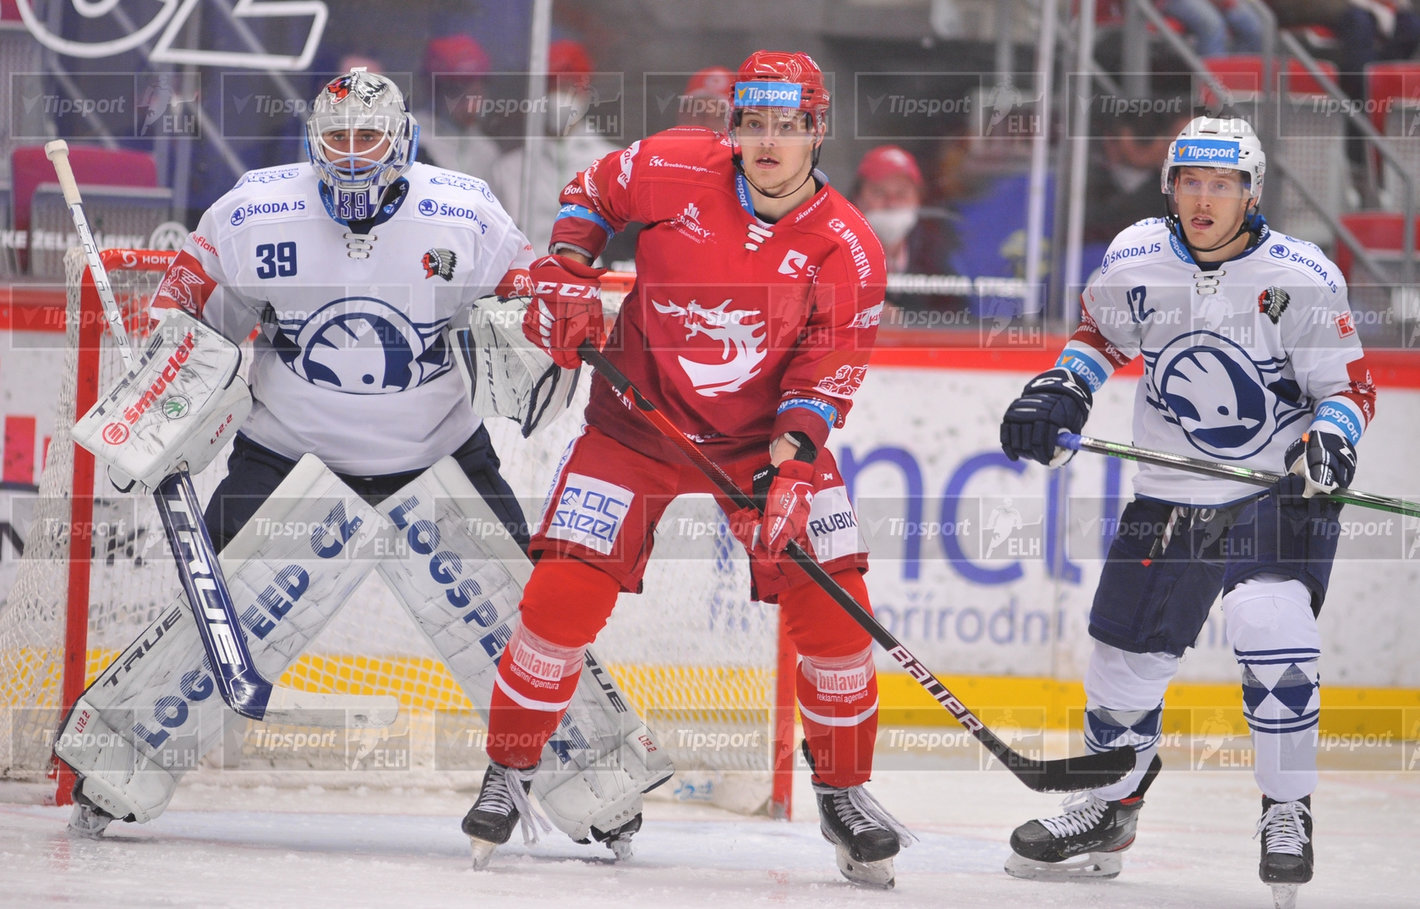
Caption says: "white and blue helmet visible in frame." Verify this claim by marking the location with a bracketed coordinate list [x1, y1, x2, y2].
[1160, 116, 1265, 205]
[305, 69, 418, 221]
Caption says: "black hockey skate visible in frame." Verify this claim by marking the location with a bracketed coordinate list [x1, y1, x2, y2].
[1257, 795, 1312, 909]
[461, 762, 544, 869]
[813, 781, 911, 888]
[1005, 753, 1162, 881]
[803, 742, 913, 888]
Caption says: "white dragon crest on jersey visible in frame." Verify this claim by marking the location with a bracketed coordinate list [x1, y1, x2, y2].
[652, 297, 767, 396]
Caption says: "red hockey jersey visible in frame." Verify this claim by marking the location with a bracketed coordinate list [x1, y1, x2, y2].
[550, 127, 887, 463]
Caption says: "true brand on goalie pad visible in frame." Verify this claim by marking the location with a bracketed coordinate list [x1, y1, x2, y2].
[55, 455, 388, 827]
[72, 309, 251, 492]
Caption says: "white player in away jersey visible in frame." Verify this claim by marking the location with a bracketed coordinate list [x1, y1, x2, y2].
[998, 117, 1376, 905]
[58, 69, 672, 857]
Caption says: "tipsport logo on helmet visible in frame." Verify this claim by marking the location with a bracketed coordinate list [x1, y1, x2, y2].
[1174, 139, 1240, 165]
[734, 81, 804, 108]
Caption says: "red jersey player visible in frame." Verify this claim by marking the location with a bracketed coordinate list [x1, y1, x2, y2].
[463, 50, 912, 887]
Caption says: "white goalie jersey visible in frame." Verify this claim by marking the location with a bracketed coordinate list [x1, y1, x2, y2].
[1060, 217, 1375, 505]
[153, 162, 536, 474]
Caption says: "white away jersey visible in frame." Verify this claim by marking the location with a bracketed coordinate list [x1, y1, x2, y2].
[154, 162, 534, 474]
[1061, 218, 1375, 505]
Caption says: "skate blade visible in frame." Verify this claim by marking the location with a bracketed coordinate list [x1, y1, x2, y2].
[1004, 850, 1123, 881]
[1270, 883, 1299, 909]
[833, 843, 895, 889]
[66, 804, 111, 839]
[469, 836, 500, 870]
[605, 835, 634, 861]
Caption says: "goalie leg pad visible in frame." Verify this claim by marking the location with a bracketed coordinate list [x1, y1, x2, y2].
[54, 455, 391, 823]
[374, 457, 673, 845]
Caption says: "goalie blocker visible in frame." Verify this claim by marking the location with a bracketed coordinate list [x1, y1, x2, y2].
[72, 309, 252, 492]
[57, 455, 672, 848]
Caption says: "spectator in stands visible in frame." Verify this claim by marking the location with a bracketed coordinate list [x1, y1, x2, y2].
[416, 34, 502, 180]
[1160, 0, 1265, 56]
[677, 66, 734, 131]
[1271, 0, 1420, 182]
[1084, 102, 1195, 245]
[853, 144, 965, 318]
[489, 39, 620, 252]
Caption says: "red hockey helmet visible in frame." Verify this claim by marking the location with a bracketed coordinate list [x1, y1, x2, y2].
[732, 50, 830, 131]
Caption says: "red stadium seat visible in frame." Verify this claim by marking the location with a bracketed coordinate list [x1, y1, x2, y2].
[1334, 211, 1420, 279]
[10, 144, 159, 235]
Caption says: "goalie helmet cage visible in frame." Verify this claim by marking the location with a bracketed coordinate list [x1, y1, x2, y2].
[0, 248, 797, 819]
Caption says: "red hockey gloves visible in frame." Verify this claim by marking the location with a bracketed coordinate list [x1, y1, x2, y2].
[762, 459, 816, 555]
[1000, 367, 1094, 467]
[523, 254, 606, 369]
[729, 457, 817, 561]
[1284, 429, 1357, 498]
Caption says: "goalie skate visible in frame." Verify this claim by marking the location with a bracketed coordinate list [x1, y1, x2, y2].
[66, 783, 116, 839]
[1004, 754, 1160, 881]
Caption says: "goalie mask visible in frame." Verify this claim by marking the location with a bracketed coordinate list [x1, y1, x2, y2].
[305, 69, 419, 222]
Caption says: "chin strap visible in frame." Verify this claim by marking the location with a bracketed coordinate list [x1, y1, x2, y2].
[1164, 201, 1263, 261]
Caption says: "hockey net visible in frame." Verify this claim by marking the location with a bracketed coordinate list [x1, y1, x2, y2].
[0, 248, 795, 817]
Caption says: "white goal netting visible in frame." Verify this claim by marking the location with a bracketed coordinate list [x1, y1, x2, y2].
[0, 249, 792, 816]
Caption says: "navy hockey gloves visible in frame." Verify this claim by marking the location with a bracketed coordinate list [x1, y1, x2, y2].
[1000, 367, 1094, 467]
[1284, 429, 1357, 498]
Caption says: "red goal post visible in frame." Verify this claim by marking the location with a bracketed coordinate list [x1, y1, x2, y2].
[0, 249, 796, 818]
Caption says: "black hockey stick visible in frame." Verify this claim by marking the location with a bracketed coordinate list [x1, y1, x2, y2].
[1059, 433, 1420, 519]
[579, 341, 1134, 792]
[48, 140, 397, 729]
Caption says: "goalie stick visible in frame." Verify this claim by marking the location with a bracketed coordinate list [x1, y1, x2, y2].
[1058, 433, 1420, 520]
[578, 341, 1134, 793]
[45, 139, 398, 729]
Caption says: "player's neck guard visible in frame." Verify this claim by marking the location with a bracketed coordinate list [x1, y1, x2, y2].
[318, 178, 410, 230]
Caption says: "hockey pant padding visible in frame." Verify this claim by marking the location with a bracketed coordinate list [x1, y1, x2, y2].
[1222, 577, 1319, 802]
[54, 455, 388, 822]
[375, 463, 671, 842]
[489, 624, 585, 767]
[784, 570, 879, 788]
[1084, 640, 1177, 801]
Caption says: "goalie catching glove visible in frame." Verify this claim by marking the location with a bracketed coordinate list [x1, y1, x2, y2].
[72, 309, 251, 492]
[1000, 367, 1094, 468]
[446, 290, 580, 437]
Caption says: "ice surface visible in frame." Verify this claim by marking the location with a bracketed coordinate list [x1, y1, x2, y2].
[2, 742, 1415, 908]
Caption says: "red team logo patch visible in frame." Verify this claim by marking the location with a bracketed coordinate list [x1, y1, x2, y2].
[102, 422, 129, 445]
[1335, 311, 1355, 338]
